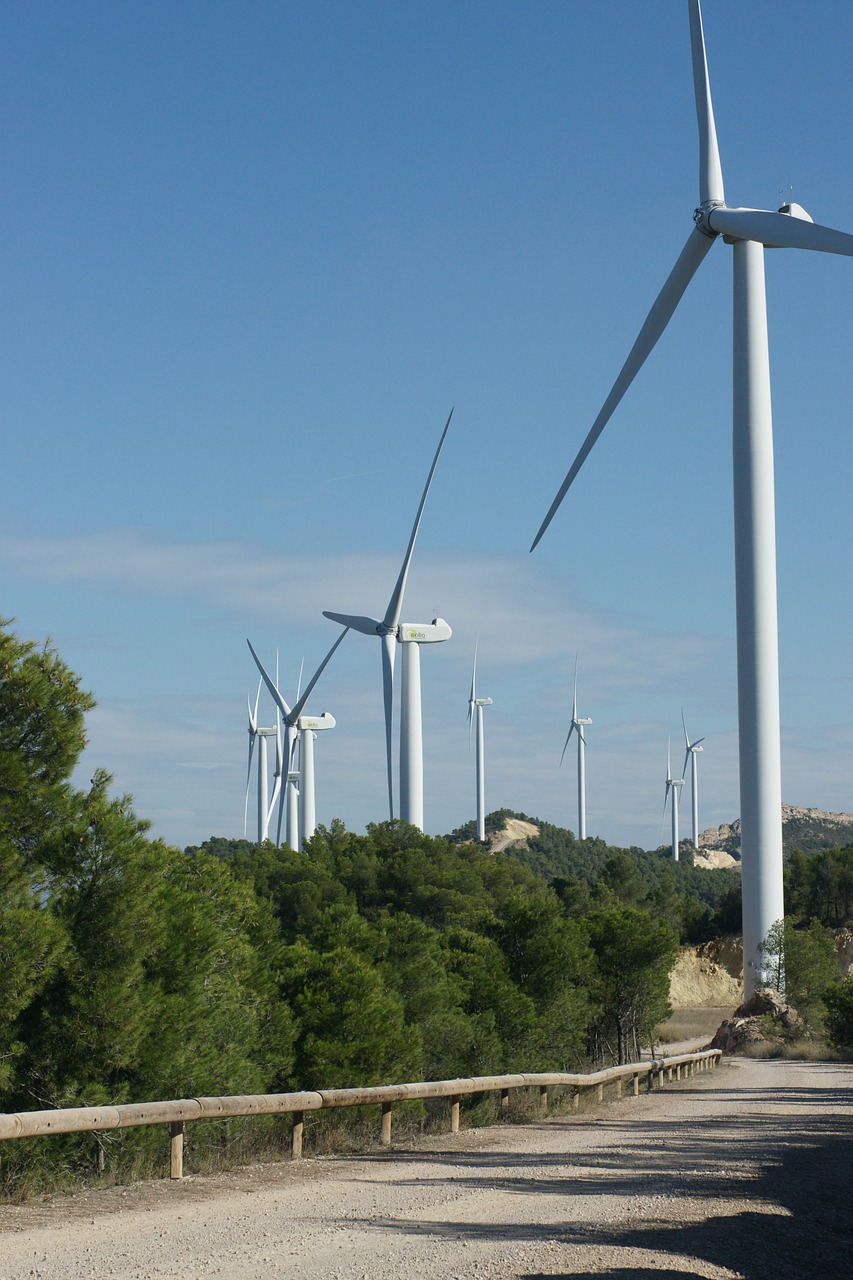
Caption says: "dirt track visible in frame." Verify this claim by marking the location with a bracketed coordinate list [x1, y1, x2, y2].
[0, 1057, 850, 1279]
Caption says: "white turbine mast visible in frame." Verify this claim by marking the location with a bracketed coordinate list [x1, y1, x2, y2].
[324, 410, 453, 830]
[681, 709, 705, 850]
[531, 0, 853, 994]
[560, 657, 592, 840]
[296, 710, 337, 849]
[247, 629, 348, 851]
[243, 678, 279, 844]
[664, 737, 685, 862]
[467, 636, 493, 842]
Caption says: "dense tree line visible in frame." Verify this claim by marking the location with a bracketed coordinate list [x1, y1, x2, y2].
[2, 619, 851, 1188]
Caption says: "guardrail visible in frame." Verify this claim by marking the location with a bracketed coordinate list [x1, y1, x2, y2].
[0, 1049, 721, 1180]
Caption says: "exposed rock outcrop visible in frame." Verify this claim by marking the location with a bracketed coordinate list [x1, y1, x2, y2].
[711, 987, 802, 1054]
[669, 938, 742, 1008]
[488, 817, 539, 853]
[699, 804, 853, 861]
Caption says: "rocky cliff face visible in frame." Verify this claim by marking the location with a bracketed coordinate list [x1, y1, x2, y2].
[698, 804, 853, 862]
[669, 938, 743, 1008]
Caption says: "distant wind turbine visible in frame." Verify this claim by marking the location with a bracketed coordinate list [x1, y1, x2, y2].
[324, 411, 453, 829]
[531, 0, 853, 993]
[681, 710, 705, 850]
[247, 629, 348, 850]
[243, 679, 278, 844]
[664, 739, 684, 862]
[296, 710, 337, 848]
[467, 638, 492, 842]
[560, 658, 592, 840]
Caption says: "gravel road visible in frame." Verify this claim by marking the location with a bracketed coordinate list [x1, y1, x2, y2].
[0, 1056, 850, 1279]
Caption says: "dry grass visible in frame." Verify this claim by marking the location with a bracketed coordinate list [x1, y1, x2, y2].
[656, 1006, 731, 1044]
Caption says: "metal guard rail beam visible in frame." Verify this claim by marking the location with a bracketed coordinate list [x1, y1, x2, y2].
[0, 1049, 721, 1179]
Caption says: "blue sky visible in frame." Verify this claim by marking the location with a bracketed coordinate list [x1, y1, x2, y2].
[3, 1, 853, 851]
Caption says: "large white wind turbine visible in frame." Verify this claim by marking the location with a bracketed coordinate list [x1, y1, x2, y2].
[560, 658, 592, 840]
[324, 411, 453, 830]
[532, 0, 853, 994]
[664, 739, 684, 863]
[247, 629, 348, 850]
[467, 639, 492, 842]
[681, 710, 705, 850]
[243, 680, 279, 844]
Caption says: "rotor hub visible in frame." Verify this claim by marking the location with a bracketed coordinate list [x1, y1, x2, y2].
[693, 200, 725, 238]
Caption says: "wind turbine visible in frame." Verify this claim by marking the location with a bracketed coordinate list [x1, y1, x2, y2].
[296, 710, 337, 848]
[560, 658, 592, 840]
[664, 738, 684, 862]
[681, 710, 705, 850]
[531, 0, 853, 994]
[467, 638, 492, 842]
[247, 629, 348, 850]
[243, 680, 279, 844]
[324, 411, 453, 830]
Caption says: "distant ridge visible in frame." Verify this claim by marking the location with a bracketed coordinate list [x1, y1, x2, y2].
[700, 804, 853, 862]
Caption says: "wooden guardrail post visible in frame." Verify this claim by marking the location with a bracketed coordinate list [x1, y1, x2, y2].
[170, 1121, 184, 1180]
[632, 1072, 639, 1096]
[539, 1086, 548, 1115]
[291, 1111, 304, 1160]
[596, 1082, 604, 1102]
[450, 1095, 460, 1133]
[380, 1102, 393, 1145]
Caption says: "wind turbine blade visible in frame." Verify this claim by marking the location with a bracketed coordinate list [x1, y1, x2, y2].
[682, 748, 691, 782]
[323, 610, 381, 637]
[243, 735, 255, 837]
[531, 226, 715, 550]
[268, 761, 282, 817]
[247, 640, 293, 720]
[688, 0, 725, 206]
[572, 655, 578, 721]
[383, 408, 453, 630]
[381, 632, 396, 818]
[559, 721, 576, 767]
[681, 707, 690, 750]
[290, 628, 349, 722]
[708, 207, 853, 257]
[468, 643, 476, 748]
[249, 681, 261, 732]
[295, 657, 304, 705]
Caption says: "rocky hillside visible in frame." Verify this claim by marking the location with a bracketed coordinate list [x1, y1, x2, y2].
[699, 804, 853, 862]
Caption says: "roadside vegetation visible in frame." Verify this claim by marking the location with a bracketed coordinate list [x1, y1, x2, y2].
[0, 619, 850, 1196]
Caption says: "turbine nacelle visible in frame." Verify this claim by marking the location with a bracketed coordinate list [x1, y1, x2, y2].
[298, 712, 336, 731]
[399, 619, 452, 644]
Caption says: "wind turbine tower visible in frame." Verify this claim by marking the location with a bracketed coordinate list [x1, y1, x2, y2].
[532, 0, 853, 993]
[244, 682, 279, 844]
[467, 639, 492, 842]
[665, 740, 685, 862]
[561, 659, 592, 840]
[681, 711, 705, 850]
[297, 711, 336, 848]
[325, 411, 453, 830]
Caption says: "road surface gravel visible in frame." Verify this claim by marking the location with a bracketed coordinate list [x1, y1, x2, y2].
[0, 1056, 850, 1279]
